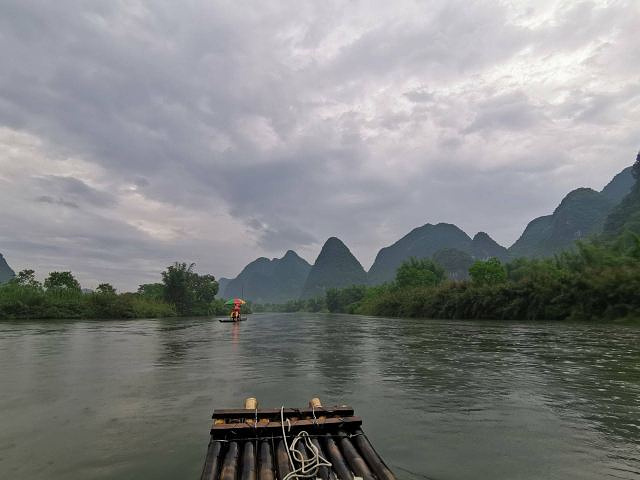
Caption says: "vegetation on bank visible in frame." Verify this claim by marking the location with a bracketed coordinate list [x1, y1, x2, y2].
[0, 262, 233, 319]
[256, 234, 640, 321]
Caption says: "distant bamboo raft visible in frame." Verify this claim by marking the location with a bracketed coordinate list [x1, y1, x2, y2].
[200, 398, 396, 480]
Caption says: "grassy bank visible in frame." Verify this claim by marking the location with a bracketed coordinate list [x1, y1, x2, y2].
[0, 284, 177, 319]
[0, 262, 236, 320]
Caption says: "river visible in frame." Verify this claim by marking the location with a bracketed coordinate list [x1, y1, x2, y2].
[0, 313, 639, 479]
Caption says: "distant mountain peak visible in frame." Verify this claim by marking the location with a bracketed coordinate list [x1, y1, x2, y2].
[472, 231, 492, 241]
[471, 232, 508, 260]
[0, 253, 16, 283]
[509, 187, 613, 258]
[601, 166, 634, 203]
[301, 237, 366, 298]
[368, 222, 473, 284]
[553, 187, 603, 214]
[323, 236, 346, 247]
[314, 237, 363, 265]
[224, 250, 311, 303]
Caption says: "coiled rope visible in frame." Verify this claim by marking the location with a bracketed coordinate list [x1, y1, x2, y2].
[280, 406, 333, 480]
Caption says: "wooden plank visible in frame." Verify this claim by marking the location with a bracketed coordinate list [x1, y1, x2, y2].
[212, 407, 354, 420]
[210, 416, 362, 437]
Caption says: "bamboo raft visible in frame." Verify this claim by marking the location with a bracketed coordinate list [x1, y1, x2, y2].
[201, 397, 396, 480]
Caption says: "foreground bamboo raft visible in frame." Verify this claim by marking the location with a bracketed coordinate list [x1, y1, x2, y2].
[200, 397, 396, 480]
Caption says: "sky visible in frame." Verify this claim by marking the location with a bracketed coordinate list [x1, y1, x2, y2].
[0, 0, 639, 291]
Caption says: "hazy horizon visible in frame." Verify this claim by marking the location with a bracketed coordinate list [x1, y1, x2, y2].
[1, 1, 638, 290]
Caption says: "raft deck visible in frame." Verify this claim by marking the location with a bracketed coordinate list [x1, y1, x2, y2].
[201, 398, 396, 480]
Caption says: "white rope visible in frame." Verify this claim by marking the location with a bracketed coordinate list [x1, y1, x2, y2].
[280, 406, 332, 480]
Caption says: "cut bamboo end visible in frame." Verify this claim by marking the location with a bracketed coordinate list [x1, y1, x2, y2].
[309, 397, 326, 420]
[244, 397, 258, 410]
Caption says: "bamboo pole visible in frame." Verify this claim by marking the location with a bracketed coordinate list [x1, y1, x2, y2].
[295, 441, 309, 472]
[323, 434, 353, 480]
[241, 441, 256, 480]
[258, 440, 275, 480]
[201, 439, 224, 480]
[220, 441, 239, 480]
[351, 429, 397, 480]
[276, 439, 292, 479]
[337, 431, 375, 480]
[310, 437, 330, 480]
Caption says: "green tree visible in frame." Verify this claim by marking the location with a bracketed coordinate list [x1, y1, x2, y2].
[469, 258, 507, 286]
[160, 262, 218, 315]
[96, 283, 116, 295]
[432, 248, 474, 279]
[192, 274, 218, 305]
[44, 271, 81, 291]
[162, 262, 196, 314]
[13, 269, 42, 289]
[395, 258, 445, 288]
[137, 283, 165, 300]
[326, 285, 366, 313]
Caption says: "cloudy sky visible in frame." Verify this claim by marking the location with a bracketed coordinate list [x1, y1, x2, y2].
[1, 0, 638, 290]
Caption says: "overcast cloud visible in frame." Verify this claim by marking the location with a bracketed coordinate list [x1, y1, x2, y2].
[1, 0, 639, 290]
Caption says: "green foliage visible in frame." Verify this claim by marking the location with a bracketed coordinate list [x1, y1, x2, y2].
[161, 262, 219, 315]
[96, 283, 116, 295]
[326, 285, 367, 313]
[192, 274, 218, 306]
[0, 262, 224, 320]
[395, 257, 445, 288]
[137, 283, 165, 300]
[13, 269, 42, 288]
[432, 248, 474, 279]
[44, 271, 81, 291]
[129, 294, 176, 318]
[253, 296, 327, 313]
[210, 298, 230, 315]
[319, 233, 640, 322]
[469, 258, 507, 286]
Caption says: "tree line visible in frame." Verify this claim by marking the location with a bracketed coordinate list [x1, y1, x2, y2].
[255, 233, 640, 321]
[0, 262, 232, 319]
[337, 233, 639, 320]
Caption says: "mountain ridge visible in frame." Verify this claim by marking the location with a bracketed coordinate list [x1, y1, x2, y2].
[220, 163, 637, 301]
[0, 253, 15, 283]
[223, 250, 311, 303]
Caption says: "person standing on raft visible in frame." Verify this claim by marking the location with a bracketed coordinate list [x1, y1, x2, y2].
[230, 303, 241, 321]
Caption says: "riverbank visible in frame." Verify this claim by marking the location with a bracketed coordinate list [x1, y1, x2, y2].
[0, 262, 239, 320]
[257, 237, 640, 322]
[0, 286, 246, 320]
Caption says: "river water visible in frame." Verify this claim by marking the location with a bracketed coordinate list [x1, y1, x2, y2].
[0, 313, 639, 480]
